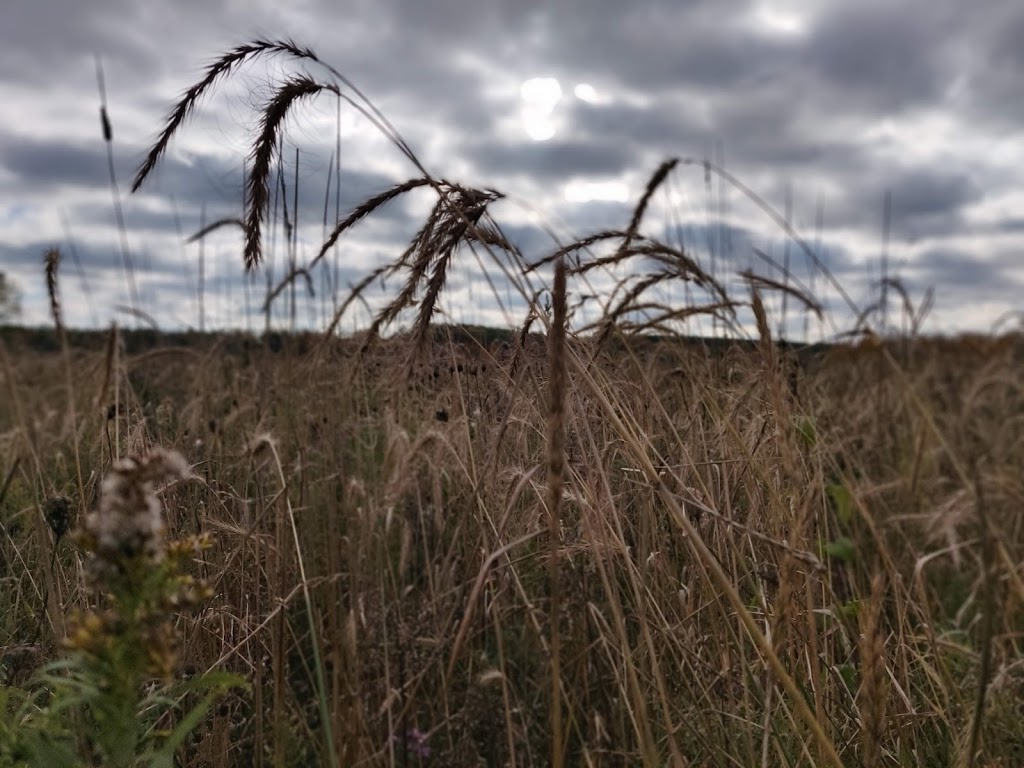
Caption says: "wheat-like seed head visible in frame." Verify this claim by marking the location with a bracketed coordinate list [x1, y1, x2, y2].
[132, 39, 322, 193]
[44, 248, 62, 335]
[245, 75, 337, 269]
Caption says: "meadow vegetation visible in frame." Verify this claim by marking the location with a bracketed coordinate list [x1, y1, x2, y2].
[1, 39, 1023, 767]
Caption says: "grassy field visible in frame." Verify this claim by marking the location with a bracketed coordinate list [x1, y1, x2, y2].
[2, 38, 1024, 768]
[2, 325, 1022, 766]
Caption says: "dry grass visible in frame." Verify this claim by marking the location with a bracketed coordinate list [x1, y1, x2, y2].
[3, 325, 1024, 766]
[2, 38, 1024, 768]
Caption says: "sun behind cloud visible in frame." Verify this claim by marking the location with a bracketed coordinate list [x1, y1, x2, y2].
[520, 77, 562, 141]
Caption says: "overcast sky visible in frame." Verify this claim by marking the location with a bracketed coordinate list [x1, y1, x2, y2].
[2, 0, 1022, 339]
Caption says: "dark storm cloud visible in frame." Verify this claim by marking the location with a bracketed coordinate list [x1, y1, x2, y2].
[1, 128, 417, 232]
[563, 88, 870, 182]
[560, 200, 637, 236]
[799, 3, 955, 112]
[873, 170, 981, 220]
[1, 0, 145, 83]
[824, 166, 984, 239]
[0, 238, 179, 276]
[344, 49, 496, 139]
[566, 101, 707, 149]
[909, 247, 1024, 294]
[478, 0, 786, 91]
[971, 217, 1024, 237]
[560, 22, 791, 93]
[464, 138, 638, 181]
[657, 221, 857, 285]
[0, 131, 243, 203]
[0, 0, 301, 89]
[890, 245, 1023, 325]
[951, 4, 1024, 127]
[3, 136, 108, 192]
[709, 99, 870, 172]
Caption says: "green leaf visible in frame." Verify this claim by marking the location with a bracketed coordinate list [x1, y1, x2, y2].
[838, 663, 858, 694]
[794, 415, 816, 447]
[140, 672, 246, 768]
[824, 536, 856, 563]
[838, 599, 861, 621]
[826, 483, 853, 525]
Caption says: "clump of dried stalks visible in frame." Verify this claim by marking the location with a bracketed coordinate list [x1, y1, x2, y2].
[132, 39, 766, 363]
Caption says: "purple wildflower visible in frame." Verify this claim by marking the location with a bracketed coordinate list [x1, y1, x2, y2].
[405, 727, 431, 759]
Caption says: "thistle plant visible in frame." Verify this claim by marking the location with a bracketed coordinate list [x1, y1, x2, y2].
[0, 448, 243, 768]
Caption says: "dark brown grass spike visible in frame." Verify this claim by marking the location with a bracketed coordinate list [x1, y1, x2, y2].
[359, 248, 436, 355]
[311, 178, 432, 270]
[94, 322, 118, 410]
[623, 158, 678, 248]
[740, 269, 824, 319]
[368, 197, 447, 337]
[858, 572, 889, 768]
[528, 230, 629, 273]
[186, 217, 245, 243]
[319, 264, 390, 346]
[602, 273, 669, 324]
[628, 244, 710, 280]
[589, 296, 741, 333]
[132, 39, 320, 192]
[964, 465, 996, 768]
[261, 268, 316, 312]
[373, 184, 496, 355]
[44, 248, 62, 337]
[751, 288, 774, 363]
[507, 303, 540, 378]
[245, 75, 335, 269]
[580, 239, 727, 301]
[408, 188, 493, 353]
[612, 302, 741, 336]
[598, 274, 667, 348]
[269, 178, 430, 312]
[411, 245, 456, 353]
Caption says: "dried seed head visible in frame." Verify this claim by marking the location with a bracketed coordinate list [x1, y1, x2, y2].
[42, 495, 73, 541]
[248, 431, 276, 459]
[82, 448, 191, 583]
[44, 248, 63, 334]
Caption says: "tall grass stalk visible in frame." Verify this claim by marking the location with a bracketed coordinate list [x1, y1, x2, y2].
[545, 256, 567, 768]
